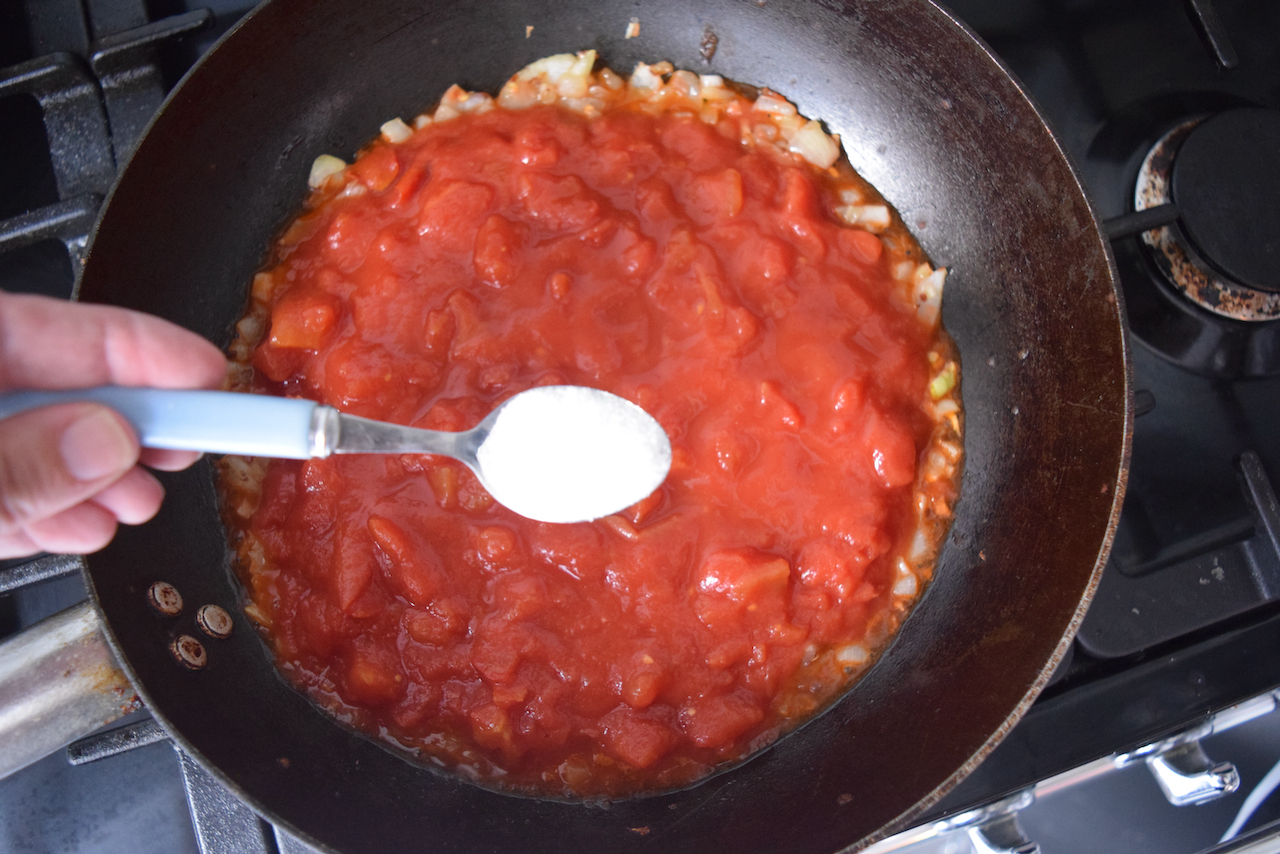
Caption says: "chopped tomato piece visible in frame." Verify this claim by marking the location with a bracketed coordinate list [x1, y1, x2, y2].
[343, 640, 404, 706]
[347, 143, 400, 192]
[839, 227, 884, 264]
[598, 706, 676, 768]
[679, 691, 764, 749]
[267, 290, 340, 350]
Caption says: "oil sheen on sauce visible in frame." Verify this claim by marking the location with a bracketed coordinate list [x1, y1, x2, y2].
[219, 57, 963, 798]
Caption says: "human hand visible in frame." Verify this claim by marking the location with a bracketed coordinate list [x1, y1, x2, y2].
[0, 292, 227, 558]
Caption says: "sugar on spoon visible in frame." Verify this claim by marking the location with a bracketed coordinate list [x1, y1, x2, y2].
[0, 385, 672, 524]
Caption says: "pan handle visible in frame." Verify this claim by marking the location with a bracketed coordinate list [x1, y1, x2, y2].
[0, 600, 140, 779]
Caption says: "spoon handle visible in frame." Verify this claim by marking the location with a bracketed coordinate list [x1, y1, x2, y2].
[326, 410, 479, 463]
[0, 387, 322, 459]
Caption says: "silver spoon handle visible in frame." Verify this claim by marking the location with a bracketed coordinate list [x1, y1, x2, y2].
[322, 409, 483, 466]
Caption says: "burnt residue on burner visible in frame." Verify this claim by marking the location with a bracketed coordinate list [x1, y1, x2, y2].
[1107, 105, 1280, 379]
[1115, 231, 1280, 379]
[1134, 110, 1280, 323]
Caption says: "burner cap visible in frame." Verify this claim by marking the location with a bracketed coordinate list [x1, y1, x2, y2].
[1171, 108, 1280, 293]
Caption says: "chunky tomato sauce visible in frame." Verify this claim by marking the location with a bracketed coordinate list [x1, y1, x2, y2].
[221, 63, 961, 797]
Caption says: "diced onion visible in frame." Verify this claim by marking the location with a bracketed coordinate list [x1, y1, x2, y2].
[629, 61, 663, 90]
[753, 91, 798, 116]
[502, 50, 598, 105]
[235, 314, 263, 343]
[437, 85, 495, 119]
[251, 272, 276, 300]
[933, 398, 961, 417]
[497, 80, 537, 109]
[307, 154, 347, 189]
[558, 51, 597, 98]
[599, 67, 624, 90]
[380, 117, 413, 143]
[788, 119, 841, 169]
[892, 563, 918, 597]
[701, 84, 736, 102]
[226, 362, 252, 390]
[669, 70, 701, 98]
[513, 52, 579, 83]
[753, 123, 778, 143]
[220, 454, 253, 484]
[925, 450, 949, 475]
[929, 361, 957, 400]
[836, 644, 870, 666]
[458, 93, 494, 114]
[915, 268, 947, 328]
[775, 114, 805, 133]
[836, 204, 891, 232]
[243, 601, 270, 628]
[908, 529, 931, 561]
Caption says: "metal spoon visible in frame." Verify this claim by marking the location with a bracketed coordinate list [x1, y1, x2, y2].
[0, 385, 672, 524]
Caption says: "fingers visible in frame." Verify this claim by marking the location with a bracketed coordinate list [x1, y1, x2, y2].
[0, 291, 227, 391]
[139, 447, 204, 471]
[0, 294, 229, 558]
[89, 466, 165, 524]
[0, 403, 166, 559]
[17, 502, 121, 557]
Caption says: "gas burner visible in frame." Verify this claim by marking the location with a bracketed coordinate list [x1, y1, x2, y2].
[1135, 108, 1280, 322]
[1117, 106, 1280, 378]
[1172, 110, 1280, 294]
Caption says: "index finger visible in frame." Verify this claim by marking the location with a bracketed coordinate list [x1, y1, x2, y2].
[0, 292, 227, 392]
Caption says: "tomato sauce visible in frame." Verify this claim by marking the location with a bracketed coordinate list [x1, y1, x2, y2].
[222, 72, 961, 797]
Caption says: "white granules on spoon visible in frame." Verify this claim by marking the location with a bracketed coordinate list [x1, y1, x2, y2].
[474, 386, 673, 524]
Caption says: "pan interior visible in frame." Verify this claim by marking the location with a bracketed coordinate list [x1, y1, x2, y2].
[80, 1, 1128, 852]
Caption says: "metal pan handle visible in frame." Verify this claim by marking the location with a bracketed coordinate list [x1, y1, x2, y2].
[0, 600, 139, 779]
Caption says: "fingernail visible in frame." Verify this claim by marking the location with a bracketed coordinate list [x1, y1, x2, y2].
[60, 409, 136, 482]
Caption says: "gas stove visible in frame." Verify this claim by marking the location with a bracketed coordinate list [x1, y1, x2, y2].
[2, 1, 1280, 852]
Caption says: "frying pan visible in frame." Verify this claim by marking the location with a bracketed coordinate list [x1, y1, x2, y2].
[6, 0, 1131, 851]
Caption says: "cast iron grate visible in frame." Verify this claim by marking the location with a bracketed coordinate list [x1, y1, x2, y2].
[0, 7, 210, 298]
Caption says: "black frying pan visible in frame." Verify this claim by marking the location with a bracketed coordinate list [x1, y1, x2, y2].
[74, 0, 1131, 851]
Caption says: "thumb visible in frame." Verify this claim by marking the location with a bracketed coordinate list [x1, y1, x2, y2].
[0, 403, 140, 550]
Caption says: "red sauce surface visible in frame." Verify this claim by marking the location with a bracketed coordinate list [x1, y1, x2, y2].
[227, 99, 952, 795]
